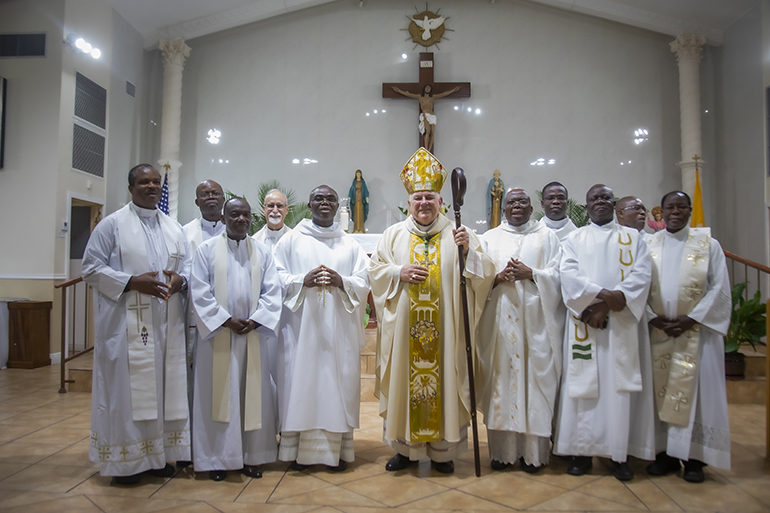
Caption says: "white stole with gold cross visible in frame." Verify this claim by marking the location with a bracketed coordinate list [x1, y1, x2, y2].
[567, 225, 642, 398]
[647, 228, 710, 426]
[116, 204, 188, 422]
[212, 234, 263, 431]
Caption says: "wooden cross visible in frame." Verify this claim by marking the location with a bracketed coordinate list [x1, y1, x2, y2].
[383, 52, 470, 153]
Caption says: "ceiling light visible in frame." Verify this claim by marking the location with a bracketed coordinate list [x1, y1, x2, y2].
[90, 48, 101, 59]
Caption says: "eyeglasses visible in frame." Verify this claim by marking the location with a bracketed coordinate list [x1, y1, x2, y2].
[265, 203, 287, 209]
[622, 205, 647, 213]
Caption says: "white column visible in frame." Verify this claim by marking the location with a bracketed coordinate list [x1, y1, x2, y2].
[670, 33, 706, 198]
[158, 38, 191, 221]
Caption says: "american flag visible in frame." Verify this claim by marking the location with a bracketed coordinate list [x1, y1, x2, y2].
[158, 172, 170, 215]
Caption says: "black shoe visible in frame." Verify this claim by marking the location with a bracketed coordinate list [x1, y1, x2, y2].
[567, 456, 592, 476]
[612, 461, 634, 481]
[149, 463, 175, 478]
[209, 470, 227, 481]
[328, 460, 348, 472]
[646, 452, 681, 476]
[431, 460, 454, 474]
[176, 460, 192, 468]
[290, 461, 309, 471]
[490, 459, 509, 471]
[385, 453, 414, 471]
[519, 457, 541, 474]
[114, 474, 141, 485]
[683, 459, 705, 483]
[242, 465, 263, 478]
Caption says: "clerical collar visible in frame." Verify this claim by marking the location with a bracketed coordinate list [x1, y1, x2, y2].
[312, 222, 337, 232]
[414, 217, 439, 233]
[267, 225, 286, 233]
[130, 202, 158, 218]
[227, 236, 247, 248]
[503, 219, 533, 232]
[544, 216, 569, 229]
[666, 225, 689, 241]
[203, 218, 222, 229]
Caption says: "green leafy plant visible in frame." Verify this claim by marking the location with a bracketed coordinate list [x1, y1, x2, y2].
[532, 191, 590, 227]
[725, 282, 767, 354]
[226, 180, 311, 236]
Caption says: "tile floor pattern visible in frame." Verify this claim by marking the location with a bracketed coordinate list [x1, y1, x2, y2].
[0, 365, 768, 512]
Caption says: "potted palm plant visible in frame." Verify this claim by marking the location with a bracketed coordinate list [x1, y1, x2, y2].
[724, 282, 767, 377]
[226, 180, 311, 236]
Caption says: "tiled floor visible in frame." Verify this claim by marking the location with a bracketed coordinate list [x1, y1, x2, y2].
[0, 365, 768, 512]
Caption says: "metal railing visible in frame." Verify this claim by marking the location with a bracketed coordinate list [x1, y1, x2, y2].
[54, 276, 94, 393]
[723, 250, 770, 457]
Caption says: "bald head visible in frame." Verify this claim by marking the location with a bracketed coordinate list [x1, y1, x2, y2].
[586, 184, 615, 226]
[195, 180, 225, 222]
[263, 189, 289, 230]
[616, 196, 646, 232]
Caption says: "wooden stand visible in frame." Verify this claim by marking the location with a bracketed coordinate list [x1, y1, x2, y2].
[7, 301, 52, 369]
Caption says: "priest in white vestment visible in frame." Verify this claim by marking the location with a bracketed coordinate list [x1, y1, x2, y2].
[369, 148, 495, 474]
[182, 180, 225, 422]
[190, 197, 282, 481]
[82, 164, 191, 484]
[252, 189, 292, 251]
[478, 189, 563, 473]
[616, 196, 648, 234]
[274, 185, 370, 471]
[538, 182, 578, 242]
[251, 188, 292, 432]
[644, 191, 732, 483]
[553, 184, 656, 482]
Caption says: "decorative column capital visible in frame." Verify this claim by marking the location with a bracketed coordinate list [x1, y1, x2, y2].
[159, 38, 191, 67]
[670, 34, 706, 63]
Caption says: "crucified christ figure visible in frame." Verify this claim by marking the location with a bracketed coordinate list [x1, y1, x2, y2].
[391, 84, 460, 153]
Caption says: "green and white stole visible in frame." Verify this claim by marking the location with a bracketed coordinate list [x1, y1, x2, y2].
[116, 204, 188, 422]
[408, 230, 442, 443]
[212, 234, 262, 431]
[567, 225, 641, 398]
[647, 228, 710, 426]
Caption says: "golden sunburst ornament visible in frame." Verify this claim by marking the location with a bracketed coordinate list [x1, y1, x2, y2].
[402, 4, 453, 50]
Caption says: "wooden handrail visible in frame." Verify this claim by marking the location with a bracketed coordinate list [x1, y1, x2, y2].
[55, 276, 83, 289]
[724, 250, 770, 274]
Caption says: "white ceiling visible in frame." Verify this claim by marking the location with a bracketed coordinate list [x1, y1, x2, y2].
[103, 0, 760, 49]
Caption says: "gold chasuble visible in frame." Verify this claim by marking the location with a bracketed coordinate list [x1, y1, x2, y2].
[369, 148, 496, 460]
[409, 233, 442, 442]
[647, 228, 710, 426]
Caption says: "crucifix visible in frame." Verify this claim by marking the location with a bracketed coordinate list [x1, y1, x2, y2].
[383, 52, 470, 154]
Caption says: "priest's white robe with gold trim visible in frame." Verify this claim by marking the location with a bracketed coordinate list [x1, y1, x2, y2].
[82, 203, 191, 476]
[273, 219, 370, 466]
[478, 220, 563, 467]
[190, 236, 282, 471]
[646, 226, 732, 469]
[369, 215, 495, 462]
[553, 221, 656, 462]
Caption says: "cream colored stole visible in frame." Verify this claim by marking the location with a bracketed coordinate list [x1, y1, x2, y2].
[212, 234, 262, 431]
[567, 226, 640, 398]
[647, 228, 710, 426]
[116, 204, 188, 422]
[187, 218, 204, 253]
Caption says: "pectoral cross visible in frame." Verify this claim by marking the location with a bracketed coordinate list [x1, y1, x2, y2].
[127, 293, 151, 332]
